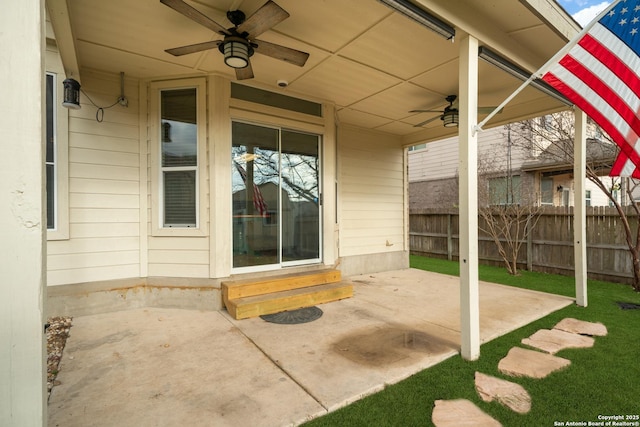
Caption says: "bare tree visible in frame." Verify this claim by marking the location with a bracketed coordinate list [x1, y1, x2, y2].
[476, 133, 543, 275]
[509, 111, 640, 291]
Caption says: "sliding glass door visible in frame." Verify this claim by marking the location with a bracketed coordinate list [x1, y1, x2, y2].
[232, 122, 321, 270]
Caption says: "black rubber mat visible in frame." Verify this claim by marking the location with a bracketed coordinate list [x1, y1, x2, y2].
[260, 306, 323, 324]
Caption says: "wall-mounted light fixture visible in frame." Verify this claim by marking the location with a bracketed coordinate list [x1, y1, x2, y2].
[62, 78, 81, 109]
[557, 185, 564, 192]
[478, 46, 572, 106]
[377, 0, 455, 40]
[62, 72, 129, 122]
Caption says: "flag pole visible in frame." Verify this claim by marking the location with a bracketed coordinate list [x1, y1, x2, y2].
[474, 0, 621, 134]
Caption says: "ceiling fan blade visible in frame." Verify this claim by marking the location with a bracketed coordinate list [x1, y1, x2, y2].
[161, 0, 229, 35]
[165, 40, 222, 56]
[253, 39, 309, 67]
[410, 109, 444, 113]
[235, 61, 254, 80]
[236, 1, 289, 38]
[414, 115, 442, 127]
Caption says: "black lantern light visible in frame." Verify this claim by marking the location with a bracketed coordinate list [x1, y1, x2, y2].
[442, 108, 459, 127]
[62, 78, 81, 109]
[220, 37, 253, 69]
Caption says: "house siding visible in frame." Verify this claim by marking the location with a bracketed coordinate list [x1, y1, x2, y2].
[45, 69, 409, 290]
[338, 125, 406, 258]
[146, 78, 211, 279]
[409, 126, 529, 184]
[47, 71, 141, 286]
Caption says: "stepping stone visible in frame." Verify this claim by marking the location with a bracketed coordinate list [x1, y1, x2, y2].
[522, 328, 594, 354]
[498, 347, 570, 379]
[475, 372, 531, 414]
[432, 399, 501, 427]
[554, 318, 607, 336]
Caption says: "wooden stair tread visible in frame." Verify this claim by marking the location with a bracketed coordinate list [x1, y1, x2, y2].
[226, 281, 353, 320]
[222, 269, 341, 301]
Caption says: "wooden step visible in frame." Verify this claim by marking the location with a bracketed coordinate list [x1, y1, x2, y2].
[222, 269, 341, 304]
[226, 281, 353, 320]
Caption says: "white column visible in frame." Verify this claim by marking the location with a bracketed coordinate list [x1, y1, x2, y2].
[0, 0, 46, 425]
[209, 76, 232, 278]
[458, 34, 480, 360]
[574, 109, 588, 306]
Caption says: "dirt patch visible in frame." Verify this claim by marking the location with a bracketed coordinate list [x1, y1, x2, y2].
[46, 316, 72, 398]
[332, 326, 454, 367]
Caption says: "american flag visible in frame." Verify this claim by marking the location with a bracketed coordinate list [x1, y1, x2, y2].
[540, 0, 640, 177]
[233, 160, 269, 217]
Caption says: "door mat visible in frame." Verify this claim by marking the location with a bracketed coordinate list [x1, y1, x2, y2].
[260, 306, 323, 324]
[616, 301, 640, 310]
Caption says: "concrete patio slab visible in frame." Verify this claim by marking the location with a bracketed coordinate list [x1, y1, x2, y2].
[48, 269, 574, 426]
[48, 309, 325, 427]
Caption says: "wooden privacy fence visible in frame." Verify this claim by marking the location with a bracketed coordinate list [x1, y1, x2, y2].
[409, 206, 639, 285]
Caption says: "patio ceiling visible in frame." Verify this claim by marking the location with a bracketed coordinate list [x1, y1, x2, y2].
[47, 0, 579, 143]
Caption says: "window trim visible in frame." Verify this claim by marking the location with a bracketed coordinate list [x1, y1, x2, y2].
[150, 78, 208, 237]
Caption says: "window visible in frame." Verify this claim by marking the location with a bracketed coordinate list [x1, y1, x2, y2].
[44, 49, 70, 240]
[586, 190, 592, 207]
[408, 143, 427, 151]
[161, 88, 198, 227]
[488, 175, 520, 205]
[150, 78, 207, 236]
[541, 177, 554, 205]
[231, 83, 322, 116]
[46, 73, 56, 230]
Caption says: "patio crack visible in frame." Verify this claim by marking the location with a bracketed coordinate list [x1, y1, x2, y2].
[222, 315, 329, 412]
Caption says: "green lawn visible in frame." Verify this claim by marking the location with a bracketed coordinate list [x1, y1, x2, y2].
[304, 255, 640, 427]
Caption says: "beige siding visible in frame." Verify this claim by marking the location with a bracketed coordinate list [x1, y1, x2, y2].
[147, 236, 211, 278]
[47, 71, 141, 286]
[338, 126, 405, 257]
[408, 126, 529, 182]
[408, 135, 458, 181]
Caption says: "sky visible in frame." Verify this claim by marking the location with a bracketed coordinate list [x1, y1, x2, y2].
[555, 0, 613, 26]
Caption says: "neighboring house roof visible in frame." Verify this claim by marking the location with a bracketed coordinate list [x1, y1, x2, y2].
[521, 138, 618, 173]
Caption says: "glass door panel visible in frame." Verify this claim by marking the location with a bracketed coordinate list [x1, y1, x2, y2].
[232, 122, 321, 270]
[281, 130, 320, 263]
[232, 122, 279, 268]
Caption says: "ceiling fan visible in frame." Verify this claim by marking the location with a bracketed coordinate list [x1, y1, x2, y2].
[161, 0, 309, 80]
[411, 95, 500, 128]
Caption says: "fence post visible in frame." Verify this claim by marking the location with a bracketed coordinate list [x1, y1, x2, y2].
[447, 213, 453, 261]
[526, 215, 533, 271]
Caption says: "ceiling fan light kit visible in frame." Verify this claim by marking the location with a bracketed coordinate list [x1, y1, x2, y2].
[221, 38, 253, 69]
[442, 109, 459, 127]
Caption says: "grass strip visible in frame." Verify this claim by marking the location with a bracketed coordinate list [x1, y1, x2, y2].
[304, 256, 640, 427]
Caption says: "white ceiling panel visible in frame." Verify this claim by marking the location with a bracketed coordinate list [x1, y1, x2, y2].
[51, 0, 578, 139]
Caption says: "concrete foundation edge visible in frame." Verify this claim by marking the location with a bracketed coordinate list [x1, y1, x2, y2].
[338, 251, 410, 277]
[46, 252, 409, 317]
[47, 277, 223, 317]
